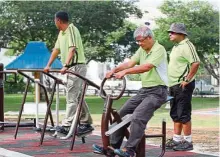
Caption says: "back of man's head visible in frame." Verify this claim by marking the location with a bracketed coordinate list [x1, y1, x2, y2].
[55, 11, 69, 23]
[133, 26, 154, 39]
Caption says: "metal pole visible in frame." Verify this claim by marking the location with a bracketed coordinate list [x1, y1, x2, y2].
[201, 81, 203, 98]
[35, 79, 40, 129]
[136, 136, 145, 157]
[56, 84, 59, 127]
[0, 63, 4, 130]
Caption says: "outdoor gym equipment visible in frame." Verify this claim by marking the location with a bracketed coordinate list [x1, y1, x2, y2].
[0, 42, 62, 131]
[0, 64, 37, 130]
[0, 68, 61, 136]
[0, 67, 103, 151]
[98, 76, 170, 157]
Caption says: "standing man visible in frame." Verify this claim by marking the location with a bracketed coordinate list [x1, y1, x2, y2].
[166, 23, 200, 151]
[44, 11, 93, 136]
[93, 26, 168, 157]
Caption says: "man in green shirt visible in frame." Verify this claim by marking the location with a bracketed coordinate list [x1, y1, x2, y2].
[93, 26, 168, 157]
[166, 23, 200, 151]
[44, 11, 93, 136]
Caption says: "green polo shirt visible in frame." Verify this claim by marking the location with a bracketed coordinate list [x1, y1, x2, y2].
[54, 23, 85, 64]
[168, 38, 200, 87]
[131, 41, 168, 87]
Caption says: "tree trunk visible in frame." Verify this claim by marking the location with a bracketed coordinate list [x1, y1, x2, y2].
[200, 56, 219, 85]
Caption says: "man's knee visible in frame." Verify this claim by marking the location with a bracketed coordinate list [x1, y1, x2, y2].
[131, 118, 146, 130]
[118, 106, 130, 118]
[172, 115, 191, 124]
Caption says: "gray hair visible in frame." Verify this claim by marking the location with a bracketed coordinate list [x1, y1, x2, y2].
[133, 26, 154, 39]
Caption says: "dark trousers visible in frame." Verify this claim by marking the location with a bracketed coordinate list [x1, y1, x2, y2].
[110, 86, 168, 152]
[169, 80, 195, 123]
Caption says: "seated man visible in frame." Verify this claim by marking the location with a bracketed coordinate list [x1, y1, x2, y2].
[93, 25, 168, 157]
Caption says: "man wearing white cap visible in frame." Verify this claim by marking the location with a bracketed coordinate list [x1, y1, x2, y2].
[166, 23, 200, 151]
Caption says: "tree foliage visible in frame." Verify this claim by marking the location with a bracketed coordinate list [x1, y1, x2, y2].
[0, 1, 142, 63]
[4, 74, 34, 94]
[154, 0, 219, 82]
[104, 21, 139, 64]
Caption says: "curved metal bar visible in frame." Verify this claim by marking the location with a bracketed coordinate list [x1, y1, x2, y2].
[42, 71, 64, 85]
[101, 95, 113, 150]
[17, 69, 106, 148]
[40, 81, 57, 145]
[0, 69, 28, 131]
[100, 76, 127, 152]
[100, 76, 126, 100]
[0, 70, 18, 84]
[17, 70, 62, 145]
[17, 69, 101, 91]
[4, 69, 106, 149]
[60, 81, 88, 141]
[69, 82, 88, 150]
[1, 69, 101, 91]
[100, 76, 167, 157]
[14, 79, 30, 139]
[0, 70, 18, 74]
[99, 78, 108, 99]
[17, 71, 54, 127]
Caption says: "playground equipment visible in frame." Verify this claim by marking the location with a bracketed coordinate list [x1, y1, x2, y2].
[97, 76, 171, 157]
[0, 64, 36, 129]
[0, 41, 106, 151]
[1, 42, 63, 130]
[0, 66, 103, 151]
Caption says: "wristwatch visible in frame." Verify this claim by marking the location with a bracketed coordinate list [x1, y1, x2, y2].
[63, 63, 69, 68]
[184, 77, 190, 82]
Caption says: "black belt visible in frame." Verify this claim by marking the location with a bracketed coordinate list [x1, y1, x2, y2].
[71, 63, 85, 66]
[142, 85, 167, 89]
[67, 63, 85, 68]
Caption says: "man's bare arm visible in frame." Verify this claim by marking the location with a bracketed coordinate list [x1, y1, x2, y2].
[113, 62, 155, 79]
[106, 60, 136, 78]
[65, 47, 76, 65]
[114, 60, 137, 73]
[185, 62, 200, 81]
[124, 63, 154, 75]
[46, 48, 60, 67]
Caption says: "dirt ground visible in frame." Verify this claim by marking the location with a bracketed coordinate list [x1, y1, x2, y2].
[145, 127, 219, 156]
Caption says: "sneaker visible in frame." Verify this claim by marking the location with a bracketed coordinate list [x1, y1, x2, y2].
[55, 126, 70, 135]
[49, 126, 56, 132]
[76, 124, 94, 136]
[114, 148, 135, 157]
[173, 140, 193, 151]
[92, 144, 115, 156]
[166, 138, 181, 149]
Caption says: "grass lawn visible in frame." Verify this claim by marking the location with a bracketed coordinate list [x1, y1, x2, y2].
[4, 94, 219, 113]
[3, 94, 219, 128]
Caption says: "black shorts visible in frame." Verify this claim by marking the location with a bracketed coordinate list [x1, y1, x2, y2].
[169, 80, 195, 123]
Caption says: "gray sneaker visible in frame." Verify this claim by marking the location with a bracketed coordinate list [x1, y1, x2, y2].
[173, 140, 193, 151]
[76, 124, 94, 136]
[166, 139, 181, 149]
[56, 126, 70, 135]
